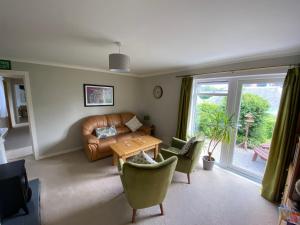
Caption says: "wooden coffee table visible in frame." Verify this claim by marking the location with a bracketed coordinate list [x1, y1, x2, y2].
[110, 135, 162, 166]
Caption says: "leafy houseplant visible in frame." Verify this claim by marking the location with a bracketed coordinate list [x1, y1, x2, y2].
[202, 109, 235, 170]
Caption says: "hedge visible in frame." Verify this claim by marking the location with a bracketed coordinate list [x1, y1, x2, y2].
[196, 93, 276, 148]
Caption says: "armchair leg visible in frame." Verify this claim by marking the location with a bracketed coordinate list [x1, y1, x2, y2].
[132, 209, 137, 223]
[187, 173, 190, 184]
[159, 203, 164, 215]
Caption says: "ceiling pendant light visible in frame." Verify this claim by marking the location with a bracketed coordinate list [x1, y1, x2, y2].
[109, 42, 130, 72]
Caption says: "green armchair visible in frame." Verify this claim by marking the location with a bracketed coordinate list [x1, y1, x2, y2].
[118, 154, 177, 223]
[160, 137, 204, 184]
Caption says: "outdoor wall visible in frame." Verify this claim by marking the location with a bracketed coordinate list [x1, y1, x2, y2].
[12, 62, 142, 158]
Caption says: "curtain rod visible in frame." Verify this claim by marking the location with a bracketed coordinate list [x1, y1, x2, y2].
[176, 64, 300, 78]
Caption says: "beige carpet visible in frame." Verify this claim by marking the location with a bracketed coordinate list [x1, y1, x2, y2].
[4, 126, 32, 150]
[25, 151, 278, 225]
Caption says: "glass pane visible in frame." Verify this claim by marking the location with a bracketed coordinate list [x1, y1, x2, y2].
[194, 94, 228, 163]
[232, 81, 283, 178]
[196, 82, 228, 94]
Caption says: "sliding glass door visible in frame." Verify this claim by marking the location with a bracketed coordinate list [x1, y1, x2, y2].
[189, 75, 285, 181]
[230, 79, 283, 180]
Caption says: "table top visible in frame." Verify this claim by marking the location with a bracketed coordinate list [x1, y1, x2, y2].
[110, 135, 162, 156]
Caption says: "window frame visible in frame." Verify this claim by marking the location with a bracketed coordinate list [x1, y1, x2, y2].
[189, 80, 229, 137]
[188, 73, 286, 182]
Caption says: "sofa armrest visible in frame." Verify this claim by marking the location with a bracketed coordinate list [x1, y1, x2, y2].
[138, 125, 151, 135]
[84, 134, 99, 144]
[171, 137, 186, 149]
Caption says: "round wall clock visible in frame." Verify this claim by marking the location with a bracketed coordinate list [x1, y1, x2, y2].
[153, 85, 163, 99]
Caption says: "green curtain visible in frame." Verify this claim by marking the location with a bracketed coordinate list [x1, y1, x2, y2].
[176, 77, 193, 140]
[261, 67, 300, 202]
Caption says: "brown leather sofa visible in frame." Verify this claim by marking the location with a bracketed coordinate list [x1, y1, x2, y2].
[82, 112, 151, 161]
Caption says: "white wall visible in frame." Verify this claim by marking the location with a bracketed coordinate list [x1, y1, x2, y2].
[140, 74, 181, 144]
[10, 55, 300, 158]
[12, 62, 142, 158]
[141, 55, 300, 144]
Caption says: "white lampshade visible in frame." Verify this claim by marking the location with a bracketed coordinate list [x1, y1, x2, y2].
[109, 53, 130, 72]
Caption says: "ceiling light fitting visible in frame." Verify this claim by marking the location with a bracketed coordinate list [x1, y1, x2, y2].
[109, 42, 130, 72]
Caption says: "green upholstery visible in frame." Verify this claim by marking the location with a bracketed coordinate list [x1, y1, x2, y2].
[119, 154, 177, 210]
[161, 137, 204, 183]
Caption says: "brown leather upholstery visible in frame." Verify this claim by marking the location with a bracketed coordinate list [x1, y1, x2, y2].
[116, 126, 130, 135]
[82, 112, 151, 161]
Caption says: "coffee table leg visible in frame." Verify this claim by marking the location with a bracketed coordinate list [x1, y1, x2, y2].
[113, 153, 118, 166]
[154, 144, 159, 159]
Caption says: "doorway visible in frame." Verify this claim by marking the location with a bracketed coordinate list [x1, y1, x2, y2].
[0, 70, 38, 161]
[189, 74, 285, 182]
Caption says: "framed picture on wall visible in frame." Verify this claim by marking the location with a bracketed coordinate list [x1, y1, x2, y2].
[83, 84, 114, 107]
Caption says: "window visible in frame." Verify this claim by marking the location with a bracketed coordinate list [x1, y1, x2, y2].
[189, 81, 229, 162]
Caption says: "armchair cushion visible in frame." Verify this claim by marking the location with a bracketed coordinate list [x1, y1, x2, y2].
[186, 139, 204, 159]
[161, 137, 205, 175]
[129, 151, 157, 164]
[119, 155, 177, 209]
[161, 147, 181, 155]
[119, 153, 164, 173]
[179, 137, 196, 155]
[171, 137, 186, 149]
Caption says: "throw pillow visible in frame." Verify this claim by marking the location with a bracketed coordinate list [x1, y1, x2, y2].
[125, 116, 143, 132]
[129, 151, 157, 164]
[178, 137, 196, 155]
[95, 125, 117, 139]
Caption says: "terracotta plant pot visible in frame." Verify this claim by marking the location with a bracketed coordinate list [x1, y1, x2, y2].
[203, 156, 215, 170]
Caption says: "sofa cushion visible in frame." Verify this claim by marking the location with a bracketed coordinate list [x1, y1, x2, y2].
[95, 126, 117, 139]
[120, 112, 135, 125]
[129, 151, 157, 164]
[98, 136, 117, 151]
[116, 133, 132, 142]
[116, 126, 130, 135]
[106, 114, 122, 127]
[125, 116, 143, 132]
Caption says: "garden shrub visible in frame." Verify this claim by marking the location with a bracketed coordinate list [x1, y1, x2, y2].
[196, 93, 276, 149]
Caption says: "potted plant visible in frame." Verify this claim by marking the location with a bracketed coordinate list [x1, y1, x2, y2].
[202, 109, 235, 170]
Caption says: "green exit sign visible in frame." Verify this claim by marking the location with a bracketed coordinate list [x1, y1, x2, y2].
[0, 60, 11, 70]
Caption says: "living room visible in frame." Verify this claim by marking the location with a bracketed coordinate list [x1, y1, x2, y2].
[0, 1, 300, 225]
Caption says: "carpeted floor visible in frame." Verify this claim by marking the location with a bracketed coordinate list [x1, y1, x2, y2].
[25, 151, 278, 225]
[4, 126, 32, 150]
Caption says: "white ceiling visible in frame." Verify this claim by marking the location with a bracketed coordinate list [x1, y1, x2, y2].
[1, 0, 300, 76]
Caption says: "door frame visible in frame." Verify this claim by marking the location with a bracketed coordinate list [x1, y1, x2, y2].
[190, 73, 286, 182]
[225, 76, 285, 182]
[0, 69, 39, 160]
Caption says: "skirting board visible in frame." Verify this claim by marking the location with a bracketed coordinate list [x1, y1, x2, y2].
[38, 146, 82, 160]
[6, 146, 33, 160]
